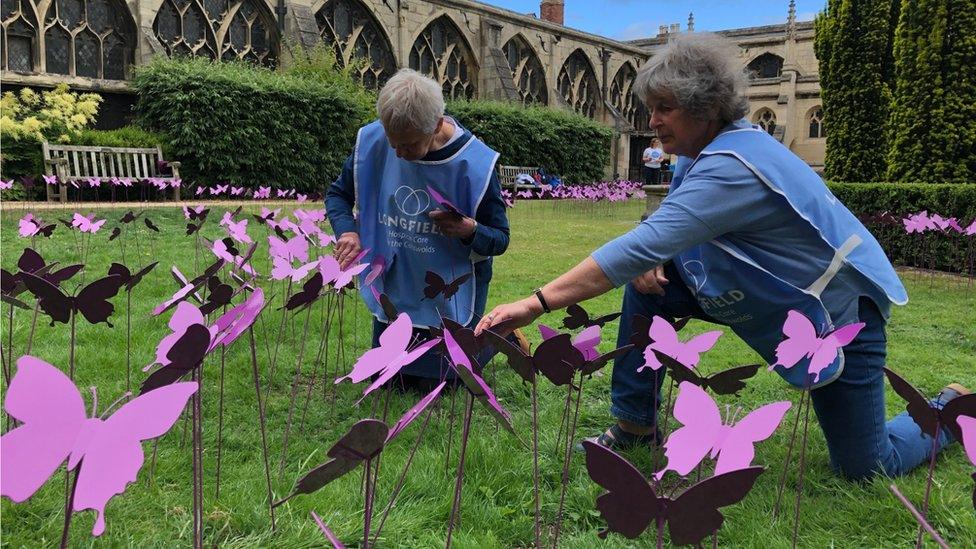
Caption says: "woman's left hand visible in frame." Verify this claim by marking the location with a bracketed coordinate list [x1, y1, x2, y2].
[475, 297, 542, 336]
[429, 210, 476, 239]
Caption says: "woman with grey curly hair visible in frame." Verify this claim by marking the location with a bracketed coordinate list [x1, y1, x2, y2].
[478, 33, 963, 481]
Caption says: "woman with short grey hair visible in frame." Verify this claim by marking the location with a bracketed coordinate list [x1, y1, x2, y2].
[477, 33, 964, 481]
[375, 68, 445, 135]
[326, 68, 516, 391]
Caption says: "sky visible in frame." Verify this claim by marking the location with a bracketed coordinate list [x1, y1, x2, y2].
[478, 0, 824, 41]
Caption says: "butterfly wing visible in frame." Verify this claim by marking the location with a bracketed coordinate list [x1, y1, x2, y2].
[662, 354, 705, 386]
[43, 264, 84, 286]
[336, 313, 412, 384]
[773, 310, 819, 369]
[807, 322, 865, 382]
[883, 367, 939, 438]
[702, 364, 761, 395]
[74, 382, 197, 535]
[572, 325, 602, 361]
[628, 313, 653, 349]
[672, 330, 723, 368]
[481, 329, 534, 383]
[580, 345, 634, 376]
[561, 304, 589, 330]
[591, 312, 622, 327]
[581, 440, 661, 538]
[126, 262, 159, 291]
[1, 356, 87, 502]
[954, 415, 976, 467]
[442, 273, 472, 299]
[533, 334, 583, 386]
[666, 466, 765, 546]
[386, 382, 446, 443]
[940, 394, 976, 446]
[444, 329, 515, 433]
[656, 382, 723, 479]
[714, 401, 791, 475]
[75, 275, 123, 325]
[20, 272, 72, 324]
[423, 271, 446, 299]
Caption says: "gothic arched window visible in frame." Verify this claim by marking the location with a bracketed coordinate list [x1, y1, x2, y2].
[409, 15, 476, 100]
[1, 0, 134, 78]
[754, 108, 777, 135]
[808, 107, 825, 138]
[152, 0, 277, 67]
[316, 0, 396, 90]
[609, 62, 638, 128]
[747, 52, 783, 79]
[557, 49, 599, 118]
[502, 34, 547, 105]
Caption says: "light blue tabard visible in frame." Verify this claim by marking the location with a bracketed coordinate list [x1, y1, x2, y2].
[671, 125, 907, 389]
[354, 120, 499, 328]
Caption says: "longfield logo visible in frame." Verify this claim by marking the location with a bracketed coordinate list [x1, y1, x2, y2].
[393, 186, 431, 216]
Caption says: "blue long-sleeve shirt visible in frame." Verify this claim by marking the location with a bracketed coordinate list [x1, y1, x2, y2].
[325, 121, 510, 316]
[591, 119, 888, 326]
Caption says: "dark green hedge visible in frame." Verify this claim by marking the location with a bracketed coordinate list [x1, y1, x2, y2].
[447, 100, 612, 184]
[828, 182, 976, 273]
[132, 56, 372, 192]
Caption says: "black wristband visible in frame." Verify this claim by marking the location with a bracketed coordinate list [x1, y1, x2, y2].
[533, 288, 552, 314]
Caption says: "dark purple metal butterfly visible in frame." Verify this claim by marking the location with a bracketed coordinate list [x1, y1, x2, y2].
[582, 440, 764, 545]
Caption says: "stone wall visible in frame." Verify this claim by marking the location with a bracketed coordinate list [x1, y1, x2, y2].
[1, 0, 823, 175]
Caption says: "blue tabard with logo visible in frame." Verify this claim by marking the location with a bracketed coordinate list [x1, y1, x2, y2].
[670, 125, 907, 389]
[354, 120, 499, 328]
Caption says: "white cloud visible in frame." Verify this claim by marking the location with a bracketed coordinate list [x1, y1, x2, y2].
[615, 20, 662, 41]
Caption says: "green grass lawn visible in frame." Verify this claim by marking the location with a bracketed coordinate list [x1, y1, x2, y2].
[1, 199, 974, 548]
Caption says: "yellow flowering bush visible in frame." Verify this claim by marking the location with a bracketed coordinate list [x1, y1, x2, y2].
[1, 84, 102, 180]
[0, 84, 102, 142]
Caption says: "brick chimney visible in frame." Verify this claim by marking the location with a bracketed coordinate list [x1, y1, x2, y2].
[540, 0, 564, 25]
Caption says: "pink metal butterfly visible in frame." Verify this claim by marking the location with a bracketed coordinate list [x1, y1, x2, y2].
[639, 315, 722, 372]
[539, 323, 602, 361]
[335, 312, 441, 402]
[72, 212, 106, 233]
[318, 254, 369, 290]
[0, 356, 196, 536]
[268, 234, 309, 263]
[656, 382, 790, 479]
[771, 310, 864, 383]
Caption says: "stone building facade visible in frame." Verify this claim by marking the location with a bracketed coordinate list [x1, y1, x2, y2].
[1, 0, 824, 178]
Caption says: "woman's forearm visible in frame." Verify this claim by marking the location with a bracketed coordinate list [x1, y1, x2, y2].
[522, 256, 614, 315]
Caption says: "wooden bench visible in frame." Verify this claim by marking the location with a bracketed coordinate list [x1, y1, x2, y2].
[498, 164, 541, 203]
[42, 143, 181, 202]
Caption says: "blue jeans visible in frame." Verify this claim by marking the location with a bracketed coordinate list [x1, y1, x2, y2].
[610, 262, 953, 480]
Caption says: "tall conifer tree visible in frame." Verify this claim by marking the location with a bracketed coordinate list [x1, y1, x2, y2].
[815, 0, 896, 181]
[888, 0, 976, 182]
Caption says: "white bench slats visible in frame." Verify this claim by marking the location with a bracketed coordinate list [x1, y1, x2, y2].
[42, 143, 181, 202]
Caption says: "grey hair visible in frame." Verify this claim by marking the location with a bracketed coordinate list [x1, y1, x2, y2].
[376, 69, 445, 135]
[634, 33, 749, 124]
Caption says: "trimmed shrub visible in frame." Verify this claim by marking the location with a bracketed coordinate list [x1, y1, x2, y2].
[447, 100, 612, 185]
[829, 182, 976, 273]
[132, 55, 372, 192]
[73, 126, 164, 150]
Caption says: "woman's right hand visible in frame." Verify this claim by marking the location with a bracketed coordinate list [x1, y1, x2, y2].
[474, 297, 543, 337]
[632, 265, 669, 296]
[334, 232, 362, 269]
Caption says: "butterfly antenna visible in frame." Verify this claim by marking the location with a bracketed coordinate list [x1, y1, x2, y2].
[730, 405, 744, 425]
[89, 386, 98, 417]
[100, 391, 134, 419]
